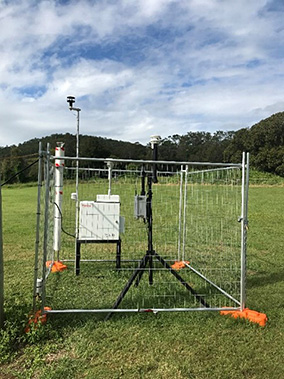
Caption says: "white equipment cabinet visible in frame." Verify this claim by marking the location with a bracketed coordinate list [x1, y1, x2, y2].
[79, 195, 122, 241]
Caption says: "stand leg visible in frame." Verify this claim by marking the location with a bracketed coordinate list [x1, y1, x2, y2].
[75, 240, 81, 276]
[135, 254, 149, 287]
[105, 254, 149, 320]
[116, 239, 121, 269]
[149, 251, 153, 285]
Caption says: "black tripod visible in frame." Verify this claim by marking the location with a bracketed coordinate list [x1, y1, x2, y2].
[105, 173, 209, 320]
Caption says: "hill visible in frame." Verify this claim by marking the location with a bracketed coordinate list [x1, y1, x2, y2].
[0, 134, 149, 183]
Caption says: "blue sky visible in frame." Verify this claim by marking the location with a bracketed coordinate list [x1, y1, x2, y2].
[0, 0, 283, 146]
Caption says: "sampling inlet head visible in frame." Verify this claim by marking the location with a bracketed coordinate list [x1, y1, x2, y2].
[150, 135, 161, 149]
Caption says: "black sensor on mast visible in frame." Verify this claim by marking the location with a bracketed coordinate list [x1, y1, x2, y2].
[67, 96, 76, 109]
[150, 135, 161, 184]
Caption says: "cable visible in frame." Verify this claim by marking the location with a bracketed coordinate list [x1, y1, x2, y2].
[53, 202, 76, 238]
[1, 159, 39, 187]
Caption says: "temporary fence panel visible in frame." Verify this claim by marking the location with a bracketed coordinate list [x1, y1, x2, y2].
[33, 146, 249, 316]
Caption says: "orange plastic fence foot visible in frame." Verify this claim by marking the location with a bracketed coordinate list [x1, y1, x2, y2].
[220, 308, 268, 327]
[25, 307, 52, 333]
[46, 260, 67, 272]
[171, 261, 190, 270]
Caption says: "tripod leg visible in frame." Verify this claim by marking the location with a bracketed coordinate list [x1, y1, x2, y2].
[135, 253, 149, 287]
[153, 252, 210, 308]
[149, 251, 153, 285]
[105, 254, 148, 321]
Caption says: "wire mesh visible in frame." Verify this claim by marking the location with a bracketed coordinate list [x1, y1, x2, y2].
[36, 158, 55, 279]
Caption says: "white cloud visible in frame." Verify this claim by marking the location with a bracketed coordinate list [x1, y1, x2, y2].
[0, 0, 283, 147]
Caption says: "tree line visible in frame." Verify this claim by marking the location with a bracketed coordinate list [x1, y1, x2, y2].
[224, 112, 284, 176]
[1, 111, 283, 183]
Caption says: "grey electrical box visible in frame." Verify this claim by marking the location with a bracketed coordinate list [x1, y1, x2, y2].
[134, 195, 147, 219]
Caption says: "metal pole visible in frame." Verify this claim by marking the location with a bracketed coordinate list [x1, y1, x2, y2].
[177, 166, 184, 261]
[240, 152, 247, 310]
[0, 174, 4, 328]
[245, 153, 250, 224]
[242, 153, 249, 310]
[32, 143, 43, 312]
[41, 144, 51, 313]
[53, 142, 65, 260]
[182, 165, 188, 261]
[107, 161, 113, 196]
[66, 97, 81, 265]
[147, 176, 154, 285]
[150, 135, 161, 184]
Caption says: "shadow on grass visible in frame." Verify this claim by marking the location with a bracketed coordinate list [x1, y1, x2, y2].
[247, 269, 284, 288]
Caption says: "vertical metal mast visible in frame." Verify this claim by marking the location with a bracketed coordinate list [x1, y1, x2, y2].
[67, 96, 81, 273]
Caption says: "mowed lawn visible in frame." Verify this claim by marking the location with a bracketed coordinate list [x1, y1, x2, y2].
[0, 183, 284, 378]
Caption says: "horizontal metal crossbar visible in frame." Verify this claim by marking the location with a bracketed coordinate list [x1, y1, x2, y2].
[50, 155, 242, 168]
[44, 307, 241, 314]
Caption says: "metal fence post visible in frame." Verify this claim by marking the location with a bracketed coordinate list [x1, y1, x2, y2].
[41, 144, 51, 313]
[33, 143, 43, 312]
[0, 175, 4, 328]
[240, 152, 249, 310]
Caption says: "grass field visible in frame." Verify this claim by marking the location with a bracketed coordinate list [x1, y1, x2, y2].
[0, 178, 284, 378]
